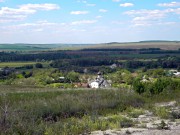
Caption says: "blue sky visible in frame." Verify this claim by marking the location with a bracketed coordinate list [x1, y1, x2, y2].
[0, 0, 180, 43]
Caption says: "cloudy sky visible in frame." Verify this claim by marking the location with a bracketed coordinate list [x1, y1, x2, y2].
[0, 0, 180, 43]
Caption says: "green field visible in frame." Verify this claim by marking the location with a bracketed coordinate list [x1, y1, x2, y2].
[0, 44, 50, 51]
[0, 62, 36, 68]
[95, 41, 180, 50]
[1, 41, 180, 51]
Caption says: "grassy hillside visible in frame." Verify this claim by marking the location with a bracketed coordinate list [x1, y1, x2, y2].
[0, 62, 36, 68]
[0, 41, 180, 51]
[0, 44, 50, 51]
[0, 85, 180, 134]
[95, 41, 180, 50]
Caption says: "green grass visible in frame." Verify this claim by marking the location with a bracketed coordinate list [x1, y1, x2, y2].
[0, 85, 179, 134]
[1, 41, 180, 51]
[0, 44, 50, 51]
[0, 86, 144, 134]
[0, 62, 36, 68]
[95, 41, 180, 50]
[0, 62, 50, 68]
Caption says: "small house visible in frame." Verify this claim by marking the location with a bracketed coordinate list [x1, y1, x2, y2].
[90, 82, 99, 88]
[88, 72, 111, 89]
[169, 70, 180, 77]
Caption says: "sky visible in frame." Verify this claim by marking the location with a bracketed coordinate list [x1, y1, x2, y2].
[0, 0, 180, 43]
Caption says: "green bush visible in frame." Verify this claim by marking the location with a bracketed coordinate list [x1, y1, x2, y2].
[133, 77, 179, 95]
[35, 63, 43, 68]
[133, 79, 145, 94]
[154, 107, 169, 119]
[50, 83, 73, 88]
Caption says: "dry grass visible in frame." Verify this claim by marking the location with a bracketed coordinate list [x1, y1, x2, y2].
[93, 42, 180, 50]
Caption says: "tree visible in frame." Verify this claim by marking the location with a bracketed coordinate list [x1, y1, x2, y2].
[66, 71, 80, 83]
[133, 79, 145, 94]
[152, 78, 173, 94]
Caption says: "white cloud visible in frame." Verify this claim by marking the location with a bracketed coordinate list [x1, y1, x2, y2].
[32, 28, 43, 32]
[71, 20, 97, 25]
[125, 9, 166, 17]
[0, 7, 35, 15]
[0, 4, 60, 23]
[77, 0, 87, 3]
[19, 21, 57, 27]
[71, 28, 86, 32]
[112, 0, 120, 2]
[99, 9, 108, 13]
[96, 15, 102, 19]
[170, 8, 180, 14]
[77, 0, 95, 7]
[1, 21, 61, 33]
[82, 0, 87, 4]
[86, 4, 96, 7]
[70, 11, 89, 15]
[158, 22, 176, 25]
[125, 8, 180, 16]
[124, 8, 180, 27]
[0, 7, 35, 23]
[19, 3, 60, 11]
[125, 9, 166, 26]
[158, 2, 180, 7]
[120, 3, 134, 7]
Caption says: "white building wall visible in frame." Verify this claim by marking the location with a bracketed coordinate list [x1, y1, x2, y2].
[90, 82, 99, 88]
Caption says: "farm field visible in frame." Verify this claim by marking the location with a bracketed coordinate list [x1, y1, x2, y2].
[1, 41, 180, 51]
[0, 44, 50, 51]
[0, 62, 37, 68]
[95, 41, 180, 50]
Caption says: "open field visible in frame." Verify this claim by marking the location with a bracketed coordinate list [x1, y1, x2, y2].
[52, 41, 180, 50]
[0, 62, 36, 68]
[94, 41, 180, 50]
[0, 44, 50, 51]
[1, 41, 180, 51]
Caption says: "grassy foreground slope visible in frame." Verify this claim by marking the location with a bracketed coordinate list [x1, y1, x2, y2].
[0, 85, 180, 134]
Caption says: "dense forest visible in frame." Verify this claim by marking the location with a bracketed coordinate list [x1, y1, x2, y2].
[0, 48, 179, 72]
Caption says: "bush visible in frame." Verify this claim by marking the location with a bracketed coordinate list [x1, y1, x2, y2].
[133, 77, 178, 95]
[35, 63, 43, 68]
[154, 107, 169, 119]
[133, 79, 145, 94]
[170, 111, 180, 119]
[120, 118, 134, 128]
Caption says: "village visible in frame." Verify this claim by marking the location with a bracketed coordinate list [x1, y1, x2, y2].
[0, 65, 180, 90]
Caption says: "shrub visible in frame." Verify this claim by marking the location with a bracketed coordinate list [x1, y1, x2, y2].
[120, 118, 134, 128]
[35, 63, 43, 68]
[126, 107, 144, 118]
[133, 79, 145, 94]
[170, 111, 180, 119]
[154, 107, 169, 119]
